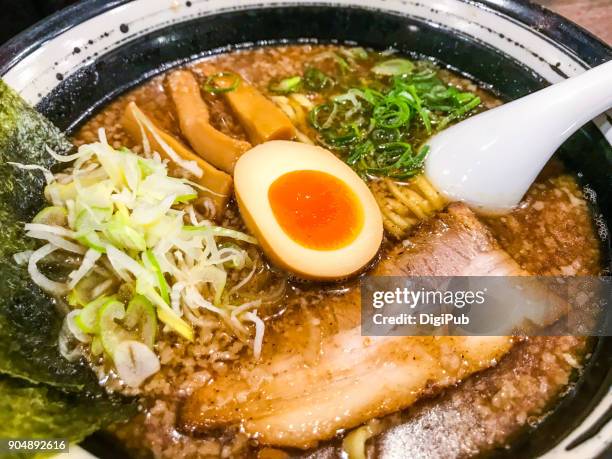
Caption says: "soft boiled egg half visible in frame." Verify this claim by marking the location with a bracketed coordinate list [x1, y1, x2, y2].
[234, 140, 383, 280]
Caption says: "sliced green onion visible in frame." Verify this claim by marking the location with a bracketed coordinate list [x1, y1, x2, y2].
[342, 47, 368, 60]
[67, 272, 109, 307]
[183, 225, 258, 244]
[104, 215, 147, 252]
[303, 67, 334, 92]
[347, 140, 374, 166]
[370, 128, 400, 144]
[98, 300, 130, 355]
[146, 250, 170, 304]
[32, 206, 68, 226]
[373, 98, 411, 129]
[75, 295, 115, 334]
[136, 278, 194, 342]
[113, 340, 160, 387]
[405, 84, 432, 134]
[322, 123, 363, 147]
[268, 76, 302, 94]
[372, 58, 415, 76]
[174, 194, 197, 204]
[44, 181, 78, 204]
[203, 71, 240, 94]
[21, 129, 265, 386]
[309, 103, 335, 130]
[305, 57, 480, 179]
[334, 53, 350, 74]
[456, 91, 477, 104]
[91, 336, 104, 356]
[438, 96, 481, 129]
[124, 295, 157, 349]
[76, 231, 106, 253]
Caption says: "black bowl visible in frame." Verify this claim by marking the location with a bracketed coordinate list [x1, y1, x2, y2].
[0, 1, 610, 457]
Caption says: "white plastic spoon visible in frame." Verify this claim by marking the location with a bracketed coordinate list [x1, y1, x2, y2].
[424, 60, 612, 214]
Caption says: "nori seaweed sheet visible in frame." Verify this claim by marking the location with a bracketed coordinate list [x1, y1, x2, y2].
[0, 79, 97, 389]
[0, 376, 133, 459]
[0, 80, 136, 455]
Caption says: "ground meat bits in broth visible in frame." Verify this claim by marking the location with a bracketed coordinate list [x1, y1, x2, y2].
[72, 45, 603, 459]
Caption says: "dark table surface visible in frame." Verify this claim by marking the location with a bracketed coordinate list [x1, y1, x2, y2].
[0, 0, 78, 45]
[535, 0, 612, 44]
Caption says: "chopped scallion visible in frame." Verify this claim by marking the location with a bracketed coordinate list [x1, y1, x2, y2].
[304, 57, 481, 179]
[268, 76, 302, 94]
[372, 58, 415, 76]
[303, 67, 334, 92]
[203, 71, 240, 94]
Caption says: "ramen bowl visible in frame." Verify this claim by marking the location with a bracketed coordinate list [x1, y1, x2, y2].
[0, 1, 610, 458]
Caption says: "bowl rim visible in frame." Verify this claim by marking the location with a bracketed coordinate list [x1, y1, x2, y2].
[0, 0, 610, 76]
[0, 1, 610, 458]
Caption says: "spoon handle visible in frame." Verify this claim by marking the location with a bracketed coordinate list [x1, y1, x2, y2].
[425, 60, 612, 213]
[533, 60, 612, 132]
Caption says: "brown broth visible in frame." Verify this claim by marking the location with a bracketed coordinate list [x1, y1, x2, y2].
[72, 45, 602, 459]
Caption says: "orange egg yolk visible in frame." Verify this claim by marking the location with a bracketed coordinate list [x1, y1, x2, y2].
[268, 170, 364, 250]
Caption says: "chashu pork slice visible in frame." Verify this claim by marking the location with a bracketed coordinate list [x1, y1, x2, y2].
[179, 203, 525, 449]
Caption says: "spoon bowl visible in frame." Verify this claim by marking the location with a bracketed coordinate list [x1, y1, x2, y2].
[425, 60, 612, 213]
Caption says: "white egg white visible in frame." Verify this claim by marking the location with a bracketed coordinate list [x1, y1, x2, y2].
[234, 140, 383, 280]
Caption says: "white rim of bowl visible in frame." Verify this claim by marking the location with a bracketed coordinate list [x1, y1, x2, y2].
[1, 1, 609, 457]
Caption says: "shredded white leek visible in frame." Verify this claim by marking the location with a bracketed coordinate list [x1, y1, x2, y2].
[66, 309, 91, 343]
[290, 93, 315, 110]
[58, 316, 82, 362]
[295, 130, 315, 145]
[229, 299, 261, 333]
[243, 311, 264, 360]
[106, 245, 152, 283]
[229, 264, 257, 296]
[7, 162, 55, 184]
[13, 250, 33, 266]
[113, 340, 160, 387]
[184, 179, 227, 197]
[28, 244, 69, 295]
[68, 248, 101, 288]
[24, 223, 75, 237]
[19, 129, 266, 386]
[45, 144, 92, 163]
[91, 278, 114, 298]
[25, 230, 85, 254]
[129, 104, 203, 178]
[170, 281, 186, 315]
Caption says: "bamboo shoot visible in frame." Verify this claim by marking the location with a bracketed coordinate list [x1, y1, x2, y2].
[205, 66, 296, 144]
[165, 70, 251, 174]
[122, 101, 232, 218]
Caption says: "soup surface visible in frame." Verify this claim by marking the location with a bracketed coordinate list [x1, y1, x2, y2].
[69, 45, 603, 458]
